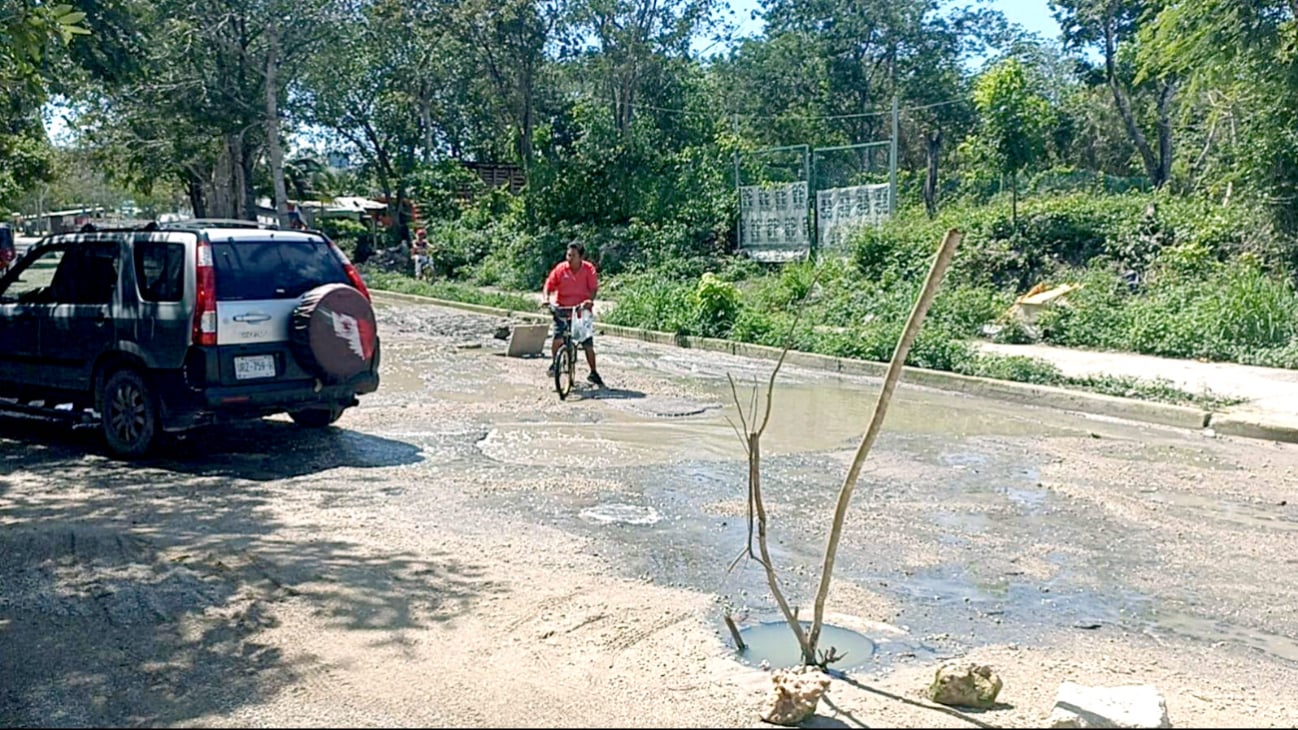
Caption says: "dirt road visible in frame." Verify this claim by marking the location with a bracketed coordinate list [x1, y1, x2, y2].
[2, 297, 1296, 727]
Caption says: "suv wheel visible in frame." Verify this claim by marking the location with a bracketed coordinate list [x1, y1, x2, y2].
[289, 405, 345, 428]
[101, 369, 159, 458]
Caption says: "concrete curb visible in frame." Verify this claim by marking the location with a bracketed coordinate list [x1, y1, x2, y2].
[1208, 414, 1298, 443]
[372, 289, 1294, 440]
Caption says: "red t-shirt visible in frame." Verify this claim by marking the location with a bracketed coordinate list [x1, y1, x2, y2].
[544, 260, 598, 307]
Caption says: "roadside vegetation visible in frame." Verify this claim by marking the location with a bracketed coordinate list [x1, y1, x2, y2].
[369, 187, 1256, 410]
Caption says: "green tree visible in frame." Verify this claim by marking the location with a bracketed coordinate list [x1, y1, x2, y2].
[449, 0, 565, 177]
[1051, 0, 1175, 188]
[970, 58, 1054, 225]
[712, 0, 999, 215]
[1137, 0, 1298, 232]
[299, 0, 481, 232]
[1, 0, 144, 209]
[1, 1, 90, 93]
[569, 0, 717, 133]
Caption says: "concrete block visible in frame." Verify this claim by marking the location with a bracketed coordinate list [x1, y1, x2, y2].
[505, 323, 550, 358]
[1046, 682, 1171, 728]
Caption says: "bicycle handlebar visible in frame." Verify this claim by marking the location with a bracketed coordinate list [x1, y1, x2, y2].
[542, 302, 593, 314]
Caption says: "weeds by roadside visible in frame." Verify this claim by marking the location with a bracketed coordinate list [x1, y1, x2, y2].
[362, 270, 536, 311]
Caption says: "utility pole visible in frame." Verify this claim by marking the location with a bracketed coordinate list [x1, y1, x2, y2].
[889, 95, 899, 217]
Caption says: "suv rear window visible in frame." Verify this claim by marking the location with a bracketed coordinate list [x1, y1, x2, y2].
[211, 239, 350, 301]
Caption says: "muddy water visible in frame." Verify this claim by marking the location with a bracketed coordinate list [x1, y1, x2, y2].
[472, 379, 1090, 470]
[380, 323, 1298, 670]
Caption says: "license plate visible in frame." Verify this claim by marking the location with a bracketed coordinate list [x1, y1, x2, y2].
[234, 354, 276, 380]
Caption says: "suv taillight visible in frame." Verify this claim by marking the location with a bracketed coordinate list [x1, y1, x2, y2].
[328, 240, 371, 301]
[192, 240, 217, 346]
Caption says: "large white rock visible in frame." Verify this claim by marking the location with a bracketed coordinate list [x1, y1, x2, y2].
[759, 665, 831, 726]
[1046, 682, 1171, 728]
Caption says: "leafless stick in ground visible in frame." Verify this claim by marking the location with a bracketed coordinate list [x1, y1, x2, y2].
[723, 610, 747, 651]
[724, 268, 824, 664]
[804, 229, 963, 661]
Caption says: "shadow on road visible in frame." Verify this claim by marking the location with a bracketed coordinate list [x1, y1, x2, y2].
[0, 413, 423, 481]
[0, 415, 496, 727]
[586, 386, 647, 401]
[828, 672, 1007, 728]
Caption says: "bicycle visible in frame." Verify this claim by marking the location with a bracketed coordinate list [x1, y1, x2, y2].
[546, 303, 593, 399]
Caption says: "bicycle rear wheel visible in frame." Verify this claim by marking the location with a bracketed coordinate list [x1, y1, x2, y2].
[554, 345, 574, 399]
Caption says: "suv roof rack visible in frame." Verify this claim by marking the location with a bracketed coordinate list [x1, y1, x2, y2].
[160, 218, 281, 231]
[76, 220, 160, 233]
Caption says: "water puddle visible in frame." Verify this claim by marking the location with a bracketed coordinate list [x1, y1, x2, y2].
[1151, 611, 1298, 664]
[377, 366, 427, 395]
[733, 620, 936, 672]
[603, 396, 719, 418]
[579, 503, 663, 526]
[1143, 490, 1298, 533]
[477, 422, 742, 468]
[1006, 486, 1050, 512]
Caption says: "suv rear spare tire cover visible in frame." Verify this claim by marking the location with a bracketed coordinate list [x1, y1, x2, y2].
[291, 283, 377, 382]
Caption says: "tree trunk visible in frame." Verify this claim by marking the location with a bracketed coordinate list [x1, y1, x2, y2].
[210, 139, 234, 219]
[1011, 172, 1018, 229]
[227, 133, 248, 220]
[923, 129, 942, 219]
[186, 172, 207, 219]
[1105, 17, 1162, 187]
[1156, 79, 1175, 189]
[241, 145, 258, 221]
[419, 93, 436, 164]
[266, 31, 290, 228]
[519, 63, 534, 180]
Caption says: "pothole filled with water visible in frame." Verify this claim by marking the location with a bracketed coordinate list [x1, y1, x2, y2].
[732, 621, 937, 672]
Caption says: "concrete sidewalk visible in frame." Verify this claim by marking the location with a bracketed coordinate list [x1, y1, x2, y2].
[977, 341, 1298, 440]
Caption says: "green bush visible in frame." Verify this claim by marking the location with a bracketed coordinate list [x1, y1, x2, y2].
[1235, 341, 1298, 369]
[1038, 256, 1298, 361]
[716, 255, 763, 282]
[730, 307, 781, 344]
[602, 272, 696, 334]
[956, 354, 1061, 384]
[425, 221, 494, 279]
[689, 273, 742, 338]
[320, 217, 367, 241]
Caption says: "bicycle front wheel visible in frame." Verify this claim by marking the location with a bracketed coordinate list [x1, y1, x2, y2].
[554, 346, 574, 399]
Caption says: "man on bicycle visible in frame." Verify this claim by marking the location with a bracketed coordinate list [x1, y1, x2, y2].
[543, 242, 604, 387]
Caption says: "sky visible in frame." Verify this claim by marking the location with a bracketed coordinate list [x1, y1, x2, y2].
[983, 0, 1062, 42]
[716, 0, 1062, 47]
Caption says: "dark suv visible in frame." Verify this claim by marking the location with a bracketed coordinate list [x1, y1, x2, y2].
[0, 220, 381, 457]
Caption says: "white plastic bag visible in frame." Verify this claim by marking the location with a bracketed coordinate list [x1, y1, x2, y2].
[570, 309, 595, 344]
